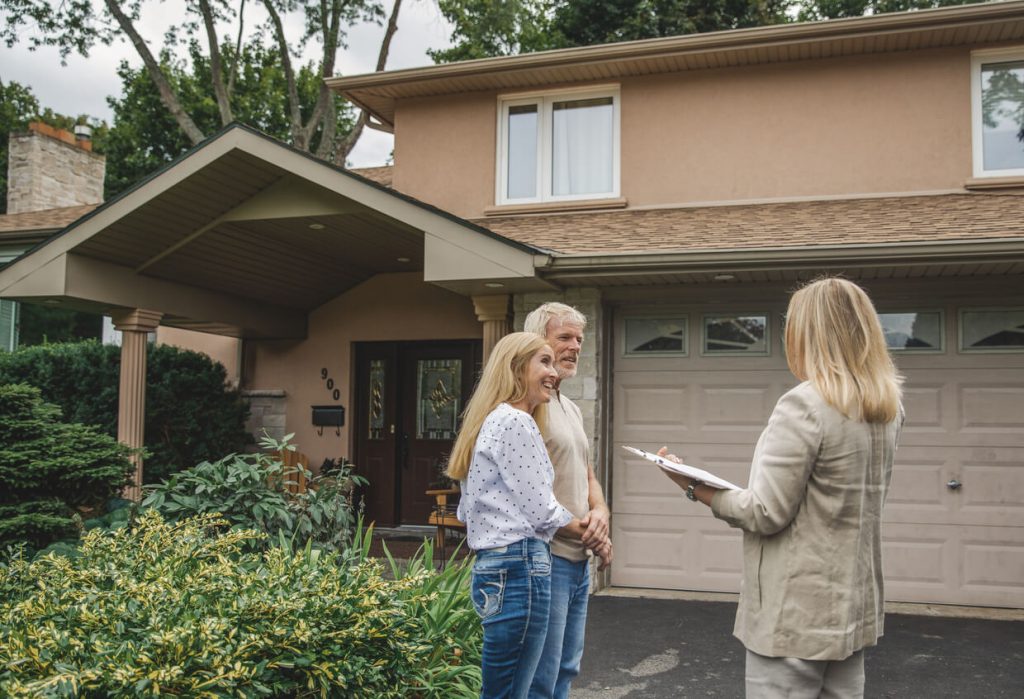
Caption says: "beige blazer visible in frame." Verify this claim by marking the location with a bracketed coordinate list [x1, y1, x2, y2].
[711, 381, 903, 661]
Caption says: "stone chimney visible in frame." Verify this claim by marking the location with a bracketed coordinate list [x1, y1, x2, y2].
[6, 122, 105, 215]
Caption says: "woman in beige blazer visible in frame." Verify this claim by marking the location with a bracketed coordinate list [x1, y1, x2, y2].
[660, 277, 904, 699]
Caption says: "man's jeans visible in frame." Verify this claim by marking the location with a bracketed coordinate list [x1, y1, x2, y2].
[528, 555, 590, 699]
[472, 538, 553, 699]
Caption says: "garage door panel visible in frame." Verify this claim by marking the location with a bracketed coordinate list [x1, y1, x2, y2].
[884, 446, 1023, 527]
[959, 384, 1024, 437]
[698, 385, 775, 430]
[883, 524, 1024, 606]
[611, 513, 743, 591]
[613, 443, 754, 515]
[900, 384, 944, 429]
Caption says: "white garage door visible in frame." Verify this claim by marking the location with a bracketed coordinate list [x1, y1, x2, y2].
[610, 303, 1024, 608]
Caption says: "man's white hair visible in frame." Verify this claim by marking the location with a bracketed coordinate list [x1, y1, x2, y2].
[524, 302, 588, 338]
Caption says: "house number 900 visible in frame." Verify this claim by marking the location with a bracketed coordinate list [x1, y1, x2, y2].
[320, 367, 341, 401]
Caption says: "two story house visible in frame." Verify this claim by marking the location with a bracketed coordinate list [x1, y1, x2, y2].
[1, 2, 1021, 607]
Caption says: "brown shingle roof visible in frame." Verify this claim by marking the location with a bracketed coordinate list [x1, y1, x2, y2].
[475, 194, 1024, 255]
[349, 165, 393, 188]
[0, 204, 98, 234]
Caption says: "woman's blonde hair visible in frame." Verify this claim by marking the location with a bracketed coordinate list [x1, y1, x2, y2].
[446, 332, 550, 481]
[785, 277, 903, 423]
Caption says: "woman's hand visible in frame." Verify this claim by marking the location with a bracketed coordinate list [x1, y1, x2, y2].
[656, 447, 693, 490]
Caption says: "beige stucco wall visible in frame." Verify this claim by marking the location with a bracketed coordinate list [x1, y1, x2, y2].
[393, 46, 979, 219]
[246, 271, 481, 468]
[155, 327, 241, 384]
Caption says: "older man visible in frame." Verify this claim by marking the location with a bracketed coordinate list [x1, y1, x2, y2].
[524, 302, 612, 699]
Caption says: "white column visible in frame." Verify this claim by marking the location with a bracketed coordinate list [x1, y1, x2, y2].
[473, 294, 511, 364]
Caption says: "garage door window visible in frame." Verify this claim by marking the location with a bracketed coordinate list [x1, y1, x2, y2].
[702, 314, 769, 355]
[960, 308, 1024, 351]
[624, 317, 688, 355]
[879, 311, 944, 352]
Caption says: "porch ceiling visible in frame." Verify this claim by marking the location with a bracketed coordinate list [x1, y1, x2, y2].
[0, 125, 542, 338]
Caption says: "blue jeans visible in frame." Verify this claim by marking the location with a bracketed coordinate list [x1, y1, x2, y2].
[472, 538, 553, 699]
[528, 555, 590, 699]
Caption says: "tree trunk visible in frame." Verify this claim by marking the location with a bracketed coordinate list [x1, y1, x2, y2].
[335, 0, 403, 164]
[104, 0, 206, 145]
[198, 0, 234, 125]
[262, 0, 304, 147]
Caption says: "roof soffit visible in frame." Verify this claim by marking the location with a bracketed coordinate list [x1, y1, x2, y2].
[0, 125, 544, 328]
[329, 2, 1024, 126]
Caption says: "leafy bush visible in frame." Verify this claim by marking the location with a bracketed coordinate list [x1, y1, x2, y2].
[0, 384, 134, 551]
[0, 511, 482, 698]
[142, 434, 367, 551]
[0, 340, 250, 483]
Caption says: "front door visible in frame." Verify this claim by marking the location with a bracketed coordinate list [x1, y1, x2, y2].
[354, 340, 480, 526]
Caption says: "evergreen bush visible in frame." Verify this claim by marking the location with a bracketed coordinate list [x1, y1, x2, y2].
[0, 340, 250, 483]
[0, 384, 134, 551]
[0, 511, 482, 698]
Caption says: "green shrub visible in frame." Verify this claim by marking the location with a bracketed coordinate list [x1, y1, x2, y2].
[0, 340, 250, 483]
[0, 384, 134, 551]
[142, 434, 367, 552]
[0, 511, 482, 698]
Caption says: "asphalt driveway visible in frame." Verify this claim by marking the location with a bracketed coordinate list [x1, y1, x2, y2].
[571, 594, 1024, 698]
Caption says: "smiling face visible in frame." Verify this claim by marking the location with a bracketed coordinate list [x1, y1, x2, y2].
[523, 344, 559, 411]
[545, 320, 585, 380]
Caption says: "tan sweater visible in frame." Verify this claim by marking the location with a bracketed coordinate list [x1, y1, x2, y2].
[711, 382, 903, 661]
[546, 392, 591, 562]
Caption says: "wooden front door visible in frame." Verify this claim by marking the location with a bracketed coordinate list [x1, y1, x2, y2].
[354, 340, 480, 526]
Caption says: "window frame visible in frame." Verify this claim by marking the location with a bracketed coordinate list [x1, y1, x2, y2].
[877, 309, 946, 354]
[700, 312, 772, 357]
[622, 314, 689, 357]
[495, 85, 621, 206]
[958, 306, 1024, 354]
[970, 46, 1024, 179]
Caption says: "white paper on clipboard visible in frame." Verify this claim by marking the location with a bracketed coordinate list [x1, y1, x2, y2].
[622, 445, 741, 491]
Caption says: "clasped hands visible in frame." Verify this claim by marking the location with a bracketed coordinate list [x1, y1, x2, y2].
[562, 506, 613, 571]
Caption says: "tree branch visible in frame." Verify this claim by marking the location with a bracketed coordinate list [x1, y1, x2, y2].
[227, 0, 247, 97]
[334, 0, 402, 164]
[262, 0, 303, 146]
[103, 0, 206, 145]
[198, 0, 234, 125]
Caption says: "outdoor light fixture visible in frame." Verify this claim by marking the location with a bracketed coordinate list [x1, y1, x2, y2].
[713, 274, 736, 281]
[396, 257, 411, 263]
[308, 223, 325, 230]
[484, 282, 505, 288]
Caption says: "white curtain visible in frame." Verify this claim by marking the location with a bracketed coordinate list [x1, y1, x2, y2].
[552, 97, 614, 197]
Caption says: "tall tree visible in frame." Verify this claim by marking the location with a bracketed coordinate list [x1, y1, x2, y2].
[1, 0, 404, 164]
[103, 39, 355, 198]
[431, 0, 794, 62]
[798, 0, 983, 21]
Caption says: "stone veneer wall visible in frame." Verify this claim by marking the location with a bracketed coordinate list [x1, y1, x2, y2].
[6, 127, 105, 214]
[242, 389, 287, 445]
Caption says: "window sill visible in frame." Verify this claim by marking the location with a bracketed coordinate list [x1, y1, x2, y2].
[964, 176, 1024, 191]
[484, 197, 628, 217]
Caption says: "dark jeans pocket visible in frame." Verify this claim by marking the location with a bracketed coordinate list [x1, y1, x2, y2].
[472, 569, 507, 621]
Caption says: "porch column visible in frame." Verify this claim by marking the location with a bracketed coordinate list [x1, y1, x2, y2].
[473, 294, 511, 364]
[111, 308, 163, 500]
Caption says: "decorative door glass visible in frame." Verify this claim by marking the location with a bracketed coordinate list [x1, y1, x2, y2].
[368, 359, 386, 440]
[417, 359, 462, 440]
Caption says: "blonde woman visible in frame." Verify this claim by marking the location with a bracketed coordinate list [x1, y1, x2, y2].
[448, 332, 582, 699]
[659, 277, 904, 698]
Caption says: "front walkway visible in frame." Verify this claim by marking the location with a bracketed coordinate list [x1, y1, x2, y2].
[572, 594, 1024, 698]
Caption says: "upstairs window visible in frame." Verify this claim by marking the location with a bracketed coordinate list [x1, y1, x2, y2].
[972, 48, 1024, 178]
[497, 87, 620, 205]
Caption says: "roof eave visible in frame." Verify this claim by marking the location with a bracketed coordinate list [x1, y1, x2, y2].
[538, 237, 1024, 280]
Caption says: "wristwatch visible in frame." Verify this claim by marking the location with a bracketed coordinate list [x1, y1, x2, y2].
[686, 481, 702, 502]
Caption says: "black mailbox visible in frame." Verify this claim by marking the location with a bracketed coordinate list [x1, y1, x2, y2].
[311, 405, 345, 428]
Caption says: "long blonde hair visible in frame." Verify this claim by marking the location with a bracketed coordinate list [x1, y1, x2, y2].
[447, 332, 550, 481]
[785, 277, 903, 423]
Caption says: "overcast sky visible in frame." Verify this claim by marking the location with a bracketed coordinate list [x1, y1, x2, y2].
[0, 0, 453, 167]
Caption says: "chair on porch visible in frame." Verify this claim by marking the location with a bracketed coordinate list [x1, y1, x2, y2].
[426, 486, 465, 561]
